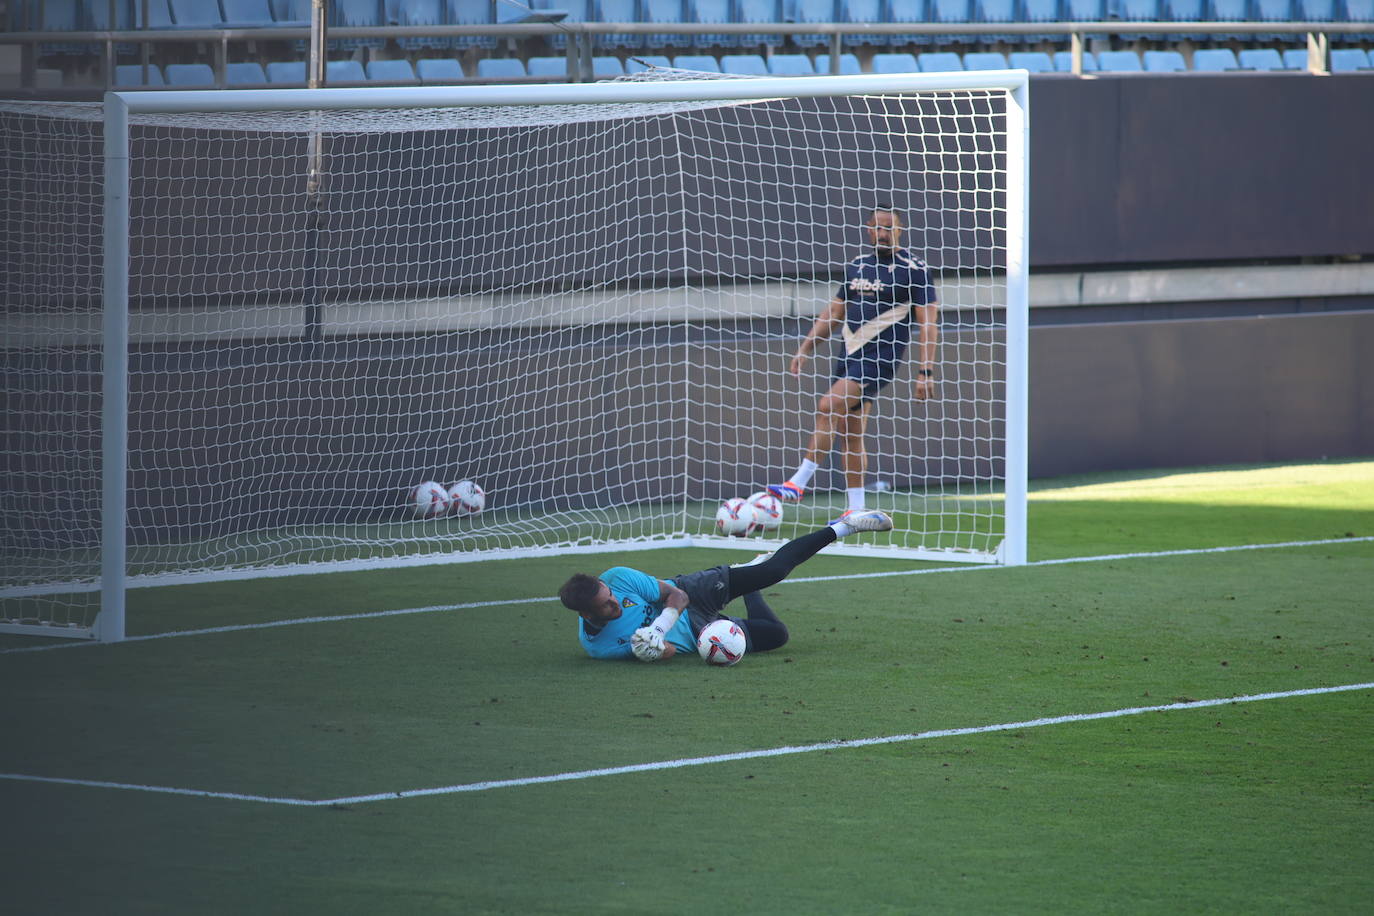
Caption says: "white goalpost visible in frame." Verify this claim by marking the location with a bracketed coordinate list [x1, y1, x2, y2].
[0, 70, 1028, 642]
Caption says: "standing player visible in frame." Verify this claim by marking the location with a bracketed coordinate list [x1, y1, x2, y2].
[767, 206, 939, 517]
[559, 510, 893, 662]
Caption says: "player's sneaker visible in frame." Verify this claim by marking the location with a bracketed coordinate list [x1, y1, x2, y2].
[767, 482, 805, 502]
[831, 509, 893, 532]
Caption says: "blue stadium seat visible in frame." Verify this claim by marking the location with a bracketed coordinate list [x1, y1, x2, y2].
[1339, 0, 1373, 22]
[132, 0, 176, 28]
[416, 57, 466, 81]
[225, 62, 269, 84]
[114, 63, 165, 86]
[872, 52, 919, 72]
[1061, 0, 1105, 19]
[1022, 0, 1059, 19]
[841, 0, 886, 46]
[1205, 0, 1248, 39]
[721, 53, 770, 73]
[395, 0, 447, 49]
[527, 56, 570, 76]
[975, 0, 1017, 25]
[477, 58, 529, 78]
[1162, 0, 1204, 20]
[1330, 47, 1373, 71]
[768, 53, 816, 73]
[540, 0, 588, 47]
[626, 54, 673, 70]
[265, 61, 306, 82]
[165, 63, 216, 85]
[1281, 48, 1309, 69]
[1192, 48, 1240, 70]
[1292, 0, 1336, 17]
[594, 0, 640, 48]
[963, 51, 1009, 70]
[1143, 49, 1186, 71]
[86, 0, 135, 28]
[220, 0, 288, 27]
[593, 56, 626, 75]
[919, 51, 965, 71]
[815, 52, 862, 73]
[167, 0, 223, 27]
[692, 0, 736, 46]
[328, 59, 367, 81]
[791, 0, 841, 49]
[1117, 0, 1163, 16]
[643, 0, 692, 48]
[733, 0, 779, 48]
[672, 54, 722, 71]
[1008, 51, 1054, 72]
[271, 0, 311, 22]
[1097, 49, 1143, 71]
[927, 0, 975, 45]
[1237, 48, 1284, 70]
[447, 0, 500, 48]
[887, 0, 932, 46]
[1053, 50, 1099, 71]
[367, 59, 418, 82]
[333, 0, 384, 48]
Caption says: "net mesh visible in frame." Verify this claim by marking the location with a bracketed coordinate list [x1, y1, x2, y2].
[0, 80, 1014, 632]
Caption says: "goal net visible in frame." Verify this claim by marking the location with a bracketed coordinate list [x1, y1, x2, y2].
[0, 71, 1027, 641]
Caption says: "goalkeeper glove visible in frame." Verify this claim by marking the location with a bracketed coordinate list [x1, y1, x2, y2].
[631, 626, 665, 662]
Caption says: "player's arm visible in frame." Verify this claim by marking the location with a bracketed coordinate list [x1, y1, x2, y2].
[632, 579, 688, 661]
[911, 298, 939, 400]
[789, 295, 846, 377]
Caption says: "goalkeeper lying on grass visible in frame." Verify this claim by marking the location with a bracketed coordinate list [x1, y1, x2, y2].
[558, 510, 893, 661]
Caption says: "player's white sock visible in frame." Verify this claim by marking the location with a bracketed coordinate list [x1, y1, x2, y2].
[846, 487, 865, 512]
[789, 459, 819, 490]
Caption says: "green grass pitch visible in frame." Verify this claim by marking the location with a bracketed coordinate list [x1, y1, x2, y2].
[2, 459, 1372, 914]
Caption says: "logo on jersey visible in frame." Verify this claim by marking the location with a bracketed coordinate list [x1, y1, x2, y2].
[621, 597, 636, 609]
[849, 276, 883, 295]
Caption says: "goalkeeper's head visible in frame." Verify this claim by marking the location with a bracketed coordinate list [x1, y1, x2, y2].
[559, 573, 619, 623]
[867, 207, 903, 256]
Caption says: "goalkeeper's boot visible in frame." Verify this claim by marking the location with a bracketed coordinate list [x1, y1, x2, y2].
[831, 509, 893, 532]
[767, 482, 805, 502]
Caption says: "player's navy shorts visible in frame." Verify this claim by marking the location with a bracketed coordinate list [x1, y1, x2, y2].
[834, 346, 905, 406]
[671, 565, 734, 636]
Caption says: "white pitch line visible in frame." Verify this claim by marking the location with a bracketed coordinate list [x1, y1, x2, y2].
[2, 682, 1370, 807]
[3, 535, 1370, 655]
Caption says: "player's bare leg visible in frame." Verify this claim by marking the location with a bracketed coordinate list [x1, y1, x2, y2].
[770, 377, 865, 502]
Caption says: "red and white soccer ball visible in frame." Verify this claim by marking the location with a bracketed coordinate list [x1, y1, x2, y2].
[448, 480, 486, 518]
[745, 490, 783, 531]
[697, 619, 746, 666]
[715, 497, 760, 536]
[409, 481, 450, 519]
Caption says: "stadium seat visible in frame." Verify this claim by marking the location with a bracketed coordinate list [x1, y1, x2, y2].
[1281, 48, 1310, 69]
[768, 53, 816, 74]
[594, 0, 639, 48]
[332, 0, 384, 48]
[672, 54, 722, 71]
[328, 60, 367, 82]
[871, 52, 919, 72]
[132, 0, 176, 28]
[1096, 50, 1143, 71]
[1053, 50, 1099, 71]
[841, 0, 886, 47]
[396, 0, 447, 50]
[271, 0, 311, 21]
[527, 56, 569, 77]
[1338, 0, 1372, 20]
[643, 0, 693, 48]
[165, 63, 216, 85]
[733, 0, 779, 48]
[366, 59, 418, 82]
[167, 0, 224, 27]
[540, 0, 588, 47]
[1162, 0, 1204, 20]
[926, 0, 974, 45]
[220, 0, 284, 27]
[1143, 49, 1187, 72]
[1061, 0, 1105, 18]
[225, 62, 269, 84]
[963, 51, 1009, 70]
[886, 0, 931, 46]
[1237, 48, 1285, 70]
[791, 0, 841, 49]
[1292, 0, 1337, 17]
[815, 52, 862, 73]
[1192, 48, 1240, 70]
[721, 53, 770, 74]
[626, 54, 673, 71]
[1022, 0, 1058, 18]
[975, 0, 1017, 25]
[1008, 51, 1054, 73]
[416, 58, 466, 81]
[114, 63, 165, 86]
[920, 51, 965, 71]
[476, 58, 529, 78]
[1329, 48, 1373, 71]
[87, 0, 136, 28]
[1118, 0, 1163, 16]
[1205, 0, 1248, 39]
[266, 61, 306, 82]
[592, 56, 625, 76]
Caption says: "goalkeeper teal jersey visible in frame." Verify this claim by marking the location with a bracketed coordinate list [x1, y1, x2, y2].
[578, 566, 695, 660]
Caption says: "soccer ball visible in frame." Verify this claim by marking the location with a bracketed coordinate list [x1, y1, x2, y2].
[715, 497, 760, 536]
[745, 491, 783, 531]
[697, 619, 746, 666]
[409, 481, 450, 519]
[448, 480, 486, 518]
